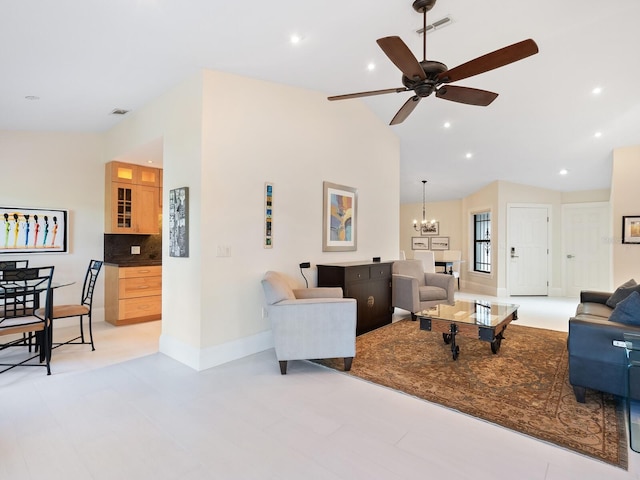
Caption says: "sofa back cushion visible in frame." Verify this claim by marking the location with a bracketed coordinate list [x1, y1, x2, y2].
[606, 278, 639, 308]
[609, 291, 640, 326]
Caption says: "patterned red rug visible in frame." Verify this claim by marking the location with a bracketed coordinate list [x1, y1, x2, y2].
[315, 320, 627, 469]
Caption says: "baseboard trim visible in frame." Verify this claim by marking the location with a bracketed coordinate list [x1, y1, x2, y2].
[159, 330, 274, 371]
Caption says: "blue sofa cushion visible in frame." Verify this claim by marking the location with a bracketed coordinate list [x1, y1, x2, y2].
[606, 278, 638, 308]
[609, 291, 640, 326]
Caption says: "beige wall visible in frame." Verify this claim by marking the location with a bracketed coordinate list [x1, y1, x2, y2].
[402, 180, 613, 296]
[105, 69, 400, 370]
[612, 146, 640, 286]
[0, 131, 106, 315]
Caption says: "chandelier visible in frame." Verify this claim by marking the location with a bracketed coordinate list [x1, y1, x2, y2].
[413, 180, 436, 232]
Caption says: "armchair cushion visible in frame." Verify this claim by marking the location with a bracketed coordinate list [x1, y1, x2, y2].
[262, 271, 295, 305]
[609, 291, 640, 326]
[605, 278, 638, 308]
[419, 286, 447, 302]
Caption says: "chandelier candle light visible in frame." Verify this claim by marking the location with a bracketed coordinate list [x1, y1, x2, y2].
[413, 180, 436, 232]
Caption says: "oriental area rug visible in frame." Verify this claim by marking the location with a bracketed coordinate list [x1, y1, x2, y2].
[314, 320, 627, 469]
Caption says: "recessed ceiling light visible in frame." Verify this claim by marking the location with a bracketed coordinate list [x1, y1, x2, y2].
[110, 108, 130, 115]
[24, 95, 40, 100]
[592, 86, 603, 95]
[465, 152, 473, 159]
[559, 169, 568, 175]
[367, 62, 375, 71]
[594, 131, 602, 138]
[290, 34, 301, 44]
[443, 121, 451, 128]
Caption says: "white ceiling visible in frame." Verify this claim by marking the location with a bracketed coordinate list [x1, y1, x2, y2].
[2, 0, 639, 203]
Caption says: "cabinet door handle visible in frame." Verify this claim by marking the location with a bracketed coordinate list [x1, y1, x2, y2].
[137, 285, 150, 289]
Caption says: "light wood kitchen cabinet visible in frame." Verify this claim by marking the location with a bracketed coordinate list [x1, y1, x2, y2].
[105, 265, 162, 325]
[105, 161, 161, 234]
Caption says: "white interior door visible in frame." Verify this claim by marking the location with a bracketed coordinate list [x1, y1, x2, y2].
[562, 203, 610, 297]
[508, 206, 549, 296]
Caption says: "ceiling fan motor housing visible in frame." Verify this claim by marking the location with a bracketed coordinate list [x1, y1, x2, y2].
[413, 0, 437, 14]
[402, 60, 447, 96]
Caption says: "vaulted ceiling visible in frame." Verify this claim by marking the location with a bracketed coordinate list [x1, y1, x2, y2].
[2, 0, 638, 203]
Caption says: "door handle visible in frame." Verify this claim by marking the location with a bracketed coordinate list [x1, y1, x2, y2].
[567, 254, 575, 259]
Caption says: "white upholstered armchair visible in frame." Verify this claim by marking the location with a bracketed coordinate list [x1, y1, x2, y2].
[392, 260, 455, 318]
[261, 271, 357, 374]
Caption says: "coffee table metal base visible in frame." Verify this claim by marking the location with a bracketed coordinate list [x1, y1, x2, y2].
[419, 309, 518, 361]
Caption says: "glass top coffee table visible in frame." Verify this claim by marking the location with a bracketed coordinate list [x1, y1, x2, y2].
[416, 300, 519, 360]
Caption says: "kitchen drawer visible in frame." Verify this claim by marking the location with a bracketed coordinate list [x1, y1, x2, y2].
[369, 264, 391, 279]
[119, 296, 161, 320]
[119, 265, 162, 279]
[345, 266, 370, 282]
[119, 275, 162, 298]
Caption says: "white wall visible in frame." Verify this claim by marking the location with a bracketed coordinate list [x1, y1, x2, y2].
[612, 145, 640, 285]
[105, 69, 400, 370]
[0, 131, 105, 313]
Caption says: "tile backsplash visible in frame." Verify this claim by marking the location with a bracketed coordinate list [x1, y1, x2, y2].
[104, 234, 161, 266]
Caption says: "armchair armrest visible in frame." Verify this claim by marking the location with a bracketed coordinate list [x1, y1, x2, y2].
[580, 290, 611, 305]
[392, 274, 420, 313]
[425, 273, 455, 304]
[293, 287, 343, 299]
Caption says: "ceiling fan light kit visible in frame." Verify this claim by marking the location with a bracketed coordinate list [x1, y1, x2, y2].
[328, 0, 539, 125]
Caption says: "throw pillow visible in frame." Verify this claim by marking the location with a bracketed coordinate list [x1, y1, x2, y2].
[609, 291, 640, 326]
[606, 278, 638, 308]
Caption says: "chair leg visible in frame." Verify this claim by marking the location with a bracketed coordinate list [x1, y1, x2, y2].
[279, 360, 288, 375]
[85, 315, 95, 351]
[344, 357, 353, 371]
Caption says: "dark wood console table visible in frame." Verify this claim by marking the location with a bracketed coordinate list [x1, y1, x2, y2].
[317, 261, 393, 335]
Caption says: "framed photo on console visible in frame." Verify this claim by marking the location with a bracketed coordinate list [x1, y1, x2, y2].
[622, 216, 640, 244]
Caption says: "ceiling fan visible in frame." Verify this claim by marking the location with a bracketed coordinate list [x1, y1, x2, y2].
[328, 0, 539, 125]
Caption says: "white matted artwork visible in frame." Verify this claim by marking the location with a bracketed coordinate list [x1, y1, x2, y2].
[411, 237, 430, 250]
[421, 222, 439, 236]
[169, 187, 189, 257]
[430, 236, 450, 250]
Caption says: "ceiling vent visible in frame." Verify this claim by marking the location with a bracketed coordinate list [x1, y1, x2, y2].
[110, 108, 130, 115]
[416, 15, 452, 35]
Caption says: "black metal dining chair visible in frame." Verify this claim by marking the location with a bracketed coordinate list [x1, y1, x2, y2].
[0, 260, 29, 270]
[36, 260, 103, 351]
[0, 266, 54, 374]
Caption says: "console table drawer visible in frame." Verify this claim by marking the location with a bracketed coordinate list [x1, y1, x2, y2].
[345, 266, 370, 282]
[370, 264, 391, 279]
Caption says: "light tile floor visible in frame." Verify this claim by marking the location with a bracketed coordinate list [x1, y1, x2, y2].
[1, 296, 639, 479]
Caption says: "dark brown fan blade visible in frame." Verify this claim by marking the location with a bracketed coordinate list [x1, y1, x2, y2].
[436, 85, 498, 106]
[377, 36, 426, 81]
[437, 39, 538, 84]
[390, 96, 421, 125]
[328, 87, 408, 101]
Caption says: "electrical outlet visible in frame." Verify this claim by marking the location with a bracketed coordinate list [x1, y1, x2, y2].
[131, 246, 141, 255]
[262, 307, 268, 319]
[299, 262, 311, 268]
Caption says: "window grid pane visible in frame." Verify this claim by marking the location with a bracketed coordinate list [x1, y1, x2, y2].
[474, 212, 491, 273]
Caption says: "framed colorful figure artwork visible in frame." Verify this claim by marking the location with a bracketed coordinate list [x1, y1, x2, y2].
[169, 187, 189, 257]
[322, 181, 357, 252]
[1, 207, 68, 254]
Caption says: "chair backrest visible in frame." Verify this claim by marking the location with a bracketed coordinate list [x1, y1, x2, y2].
[0, 260, 28, 270]
[81, 260, 103, 309]
[0, 266, 54, 322]
[392, 260, 426, 286]
[442, 250, 462, 274]
[413, 251, 435, 273]
[261, 271, 295, 305]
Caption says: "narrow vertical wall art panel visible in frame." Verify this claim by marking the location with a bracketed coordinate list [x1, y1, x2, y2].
[169, 187, 189, 257]
[265, 182, 273, 248]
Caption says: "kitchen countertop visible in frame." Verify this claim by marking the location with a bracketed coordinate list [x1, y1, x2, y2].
[104, 260, 162, 267]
